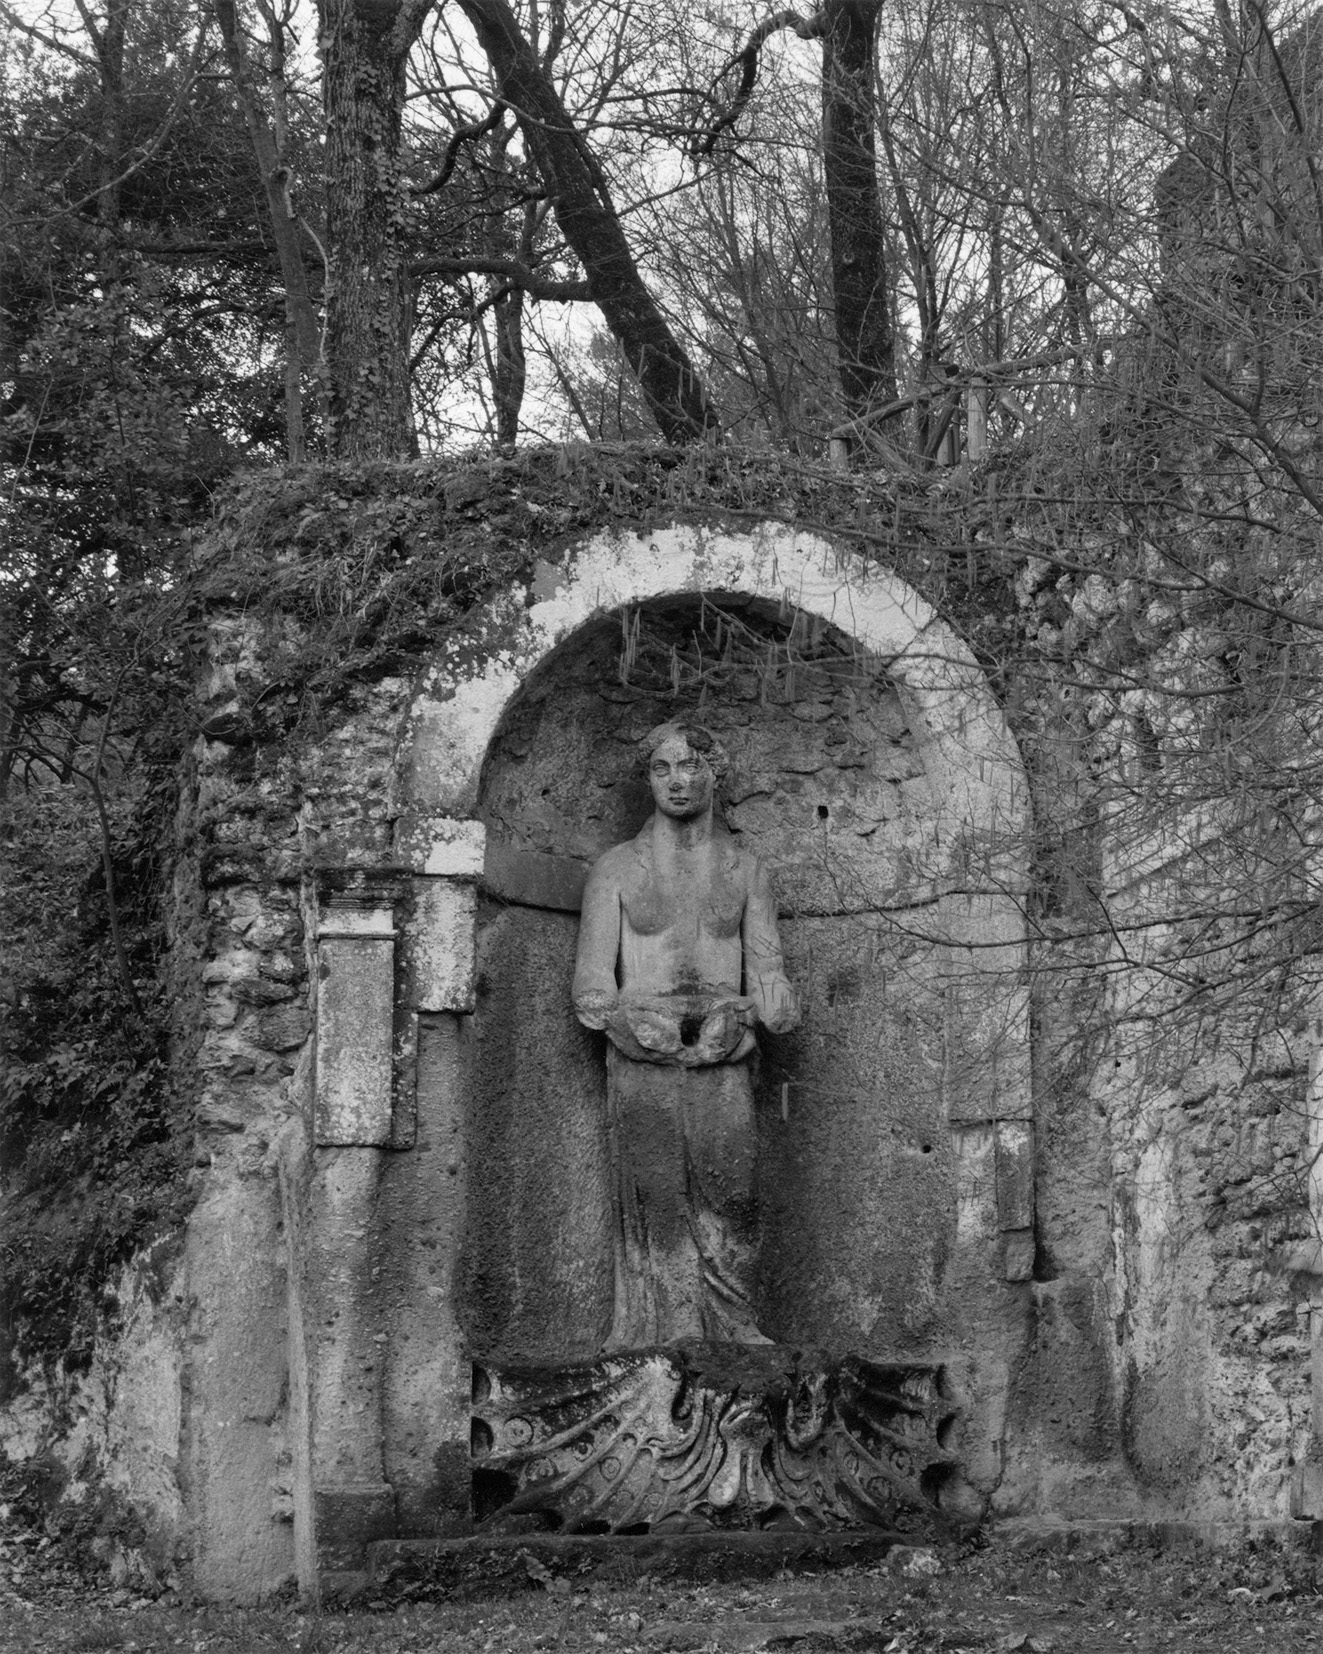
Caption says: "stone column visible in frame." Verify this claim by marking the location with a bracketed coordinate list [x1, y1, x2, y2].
[305, 895, 398, 1587]
[943, 891, 1034, 1282]
[382, 817, 484, 1534]
[941, 887, 1034, 1498]
[1291, 1000, 1323, 1519]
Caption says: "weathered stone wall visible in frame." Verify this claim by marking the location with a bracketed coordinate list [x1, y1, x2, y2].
[5, 447, 1317, 1599]
[177, 506, 1037, 1592]
[185, 647, 430, 1593]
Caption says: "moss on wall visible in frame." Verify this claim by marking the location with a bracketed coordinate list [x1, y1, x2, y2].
[190, 444, 1026, 743]
[5, 433, 1321, 1535]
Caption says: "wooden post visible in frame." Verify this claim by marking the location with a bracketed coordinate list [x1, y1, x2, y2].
[966, 380, 989, 460]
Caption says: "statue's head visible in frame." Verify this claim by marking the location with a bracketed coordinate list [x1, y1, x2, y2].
[639, 720, 728, 819]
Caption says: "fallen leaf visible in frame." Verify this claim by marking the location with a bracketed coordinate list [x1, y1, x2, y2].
[894, 1547, 943, 1579]
[519, 1551, 552, 1587]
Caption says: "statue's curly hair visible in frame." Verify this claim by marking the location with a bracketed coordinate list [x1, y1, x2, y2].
[638, 720, 730, 785]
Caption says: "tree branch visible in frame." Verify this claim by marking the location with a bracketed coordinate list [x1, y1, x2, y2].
[0, 0, 97, 65]
[411, 253, 590, 301]
[455, 0, 720, 441]
[413, 98, 507, 195]
[692, 8, 826, 157]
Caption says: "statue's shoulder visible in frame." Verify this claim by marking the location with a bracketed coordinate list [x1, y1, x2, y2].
[713, 824, 759, 883]
[585, 834, 646, 885]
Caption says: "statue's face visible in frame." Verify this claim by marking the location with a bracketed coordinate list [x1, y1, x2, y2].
[647, 735, 714, 820]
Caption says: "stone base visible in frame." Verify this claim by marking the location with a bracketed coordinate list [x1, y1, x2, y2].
[1292, 1455, 1323, 1520]
[314, 1482, 398, 1572]
[367, 1529, 913, 1600]
[470, 1344, 971, 1537]
[996, 1515, 1323, 1554]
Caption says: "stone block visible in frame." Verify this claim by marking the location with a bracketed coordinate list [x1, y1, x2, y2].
[995, 1120, 1035, 1231]
[314, 930, 394, 1146]
[272, 1119, 317, 1604]
[185, 1177, 294, 1602]
[394, 812, 486, 876]
[1292, 1457, 1323, 1519]
[1023, 1277, 1116, 1460]
[254, 1004, 312, 1052]
[318, 907, 397, 937]
[233, 977, 296, 1006]
[381, 1016, 472, 1536]
[952, 1123, 998, 1248]
[1002, 1228, 1034, 1282]
[314, 1483, 397, 1571]
[410, 881, 478, 1011]
[481, 842, 589, 912]
[306, 1149, 387, 1493]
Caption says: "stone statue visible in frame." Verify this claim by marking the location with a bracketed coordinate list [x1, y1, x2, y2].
[480, 719, 968, 1538]
[572, 720, 800, 1348]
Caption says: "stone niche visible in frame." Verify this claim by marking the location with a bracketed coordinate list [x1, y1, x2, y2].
[248, 520, 1034, 1591]
[20, 476, 1323, 1605]
[466, 595, 960, 1362]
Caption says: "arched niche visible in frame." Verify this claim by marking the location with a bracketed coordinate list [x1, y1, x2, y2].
[398, 522, 1025, 836]
[393, 521, 1032, 1365]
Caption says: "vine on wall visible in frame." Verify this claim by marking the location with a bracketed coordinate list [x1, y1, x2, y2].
[4, 427, 1322, 1390]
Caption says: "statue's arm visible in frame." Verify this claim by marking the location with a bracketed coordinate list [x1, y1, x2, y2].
[572, 855, 622, 1029]
[742, 856, 800, 1033]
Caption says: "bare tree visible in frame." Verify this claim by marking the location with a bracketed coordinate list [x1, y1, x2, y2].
[213, 0, 323, 459]
[697, 1, 895, 440]
[450, 0, 721, 443]
[317, 0, 433, 458]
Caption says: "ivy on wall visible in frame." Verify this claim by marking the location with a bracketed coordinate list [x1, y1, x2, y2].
[193, 443, 1021, 735]
[4, 425, 1321, 1380]
[1, 762, 190, 1379]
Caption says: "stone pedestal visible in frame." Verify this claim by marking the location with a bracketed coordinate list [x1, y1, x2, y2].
[470, 1345, 972, 1537]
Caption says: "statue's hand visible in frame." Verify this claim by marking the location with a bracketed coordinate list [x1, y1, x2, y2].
[689, 996, 755, 1065]
[756, 978, 801, 1034]
[574, 988, 617, 1031]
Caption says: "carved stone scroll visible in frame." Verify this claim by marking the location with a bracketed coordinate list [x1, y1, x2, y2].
[470, 1345, 964, 1536]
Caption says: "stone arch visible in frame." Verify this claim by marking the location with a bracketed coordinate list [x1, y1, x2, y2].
[308, 518, 1036, 1557]
[392, 520, 1034, 1314]
[398, 520, 1027, 852]
[257, 513, 1044, 1601]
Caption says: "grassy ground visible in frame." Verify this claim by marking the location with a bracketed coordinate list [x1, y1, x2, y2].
[3, 1528, 1322, 1654]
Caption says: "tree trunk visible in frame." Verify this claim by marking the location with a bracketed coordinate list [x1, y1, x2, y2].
[91, 0, 130, 227]
[491, 285, 526, 450]
[482, 130, 528, 451]
[214, 0, 323, 461]
[821, 0, 895, 428]
[455, 0, 721, 444]
[317, 0, 430, 459]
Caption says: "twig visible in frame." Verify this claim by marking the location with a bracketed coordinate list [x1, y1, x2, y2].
[413, 100, 508, 195]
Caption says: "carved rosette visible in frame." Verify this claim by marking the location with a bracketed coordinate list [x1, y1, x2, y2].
[470, 1346, 965, 1535]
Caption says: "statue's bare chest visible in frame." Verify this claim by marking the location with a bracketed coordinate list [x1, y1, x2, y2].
[621, 861, 745, 940]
